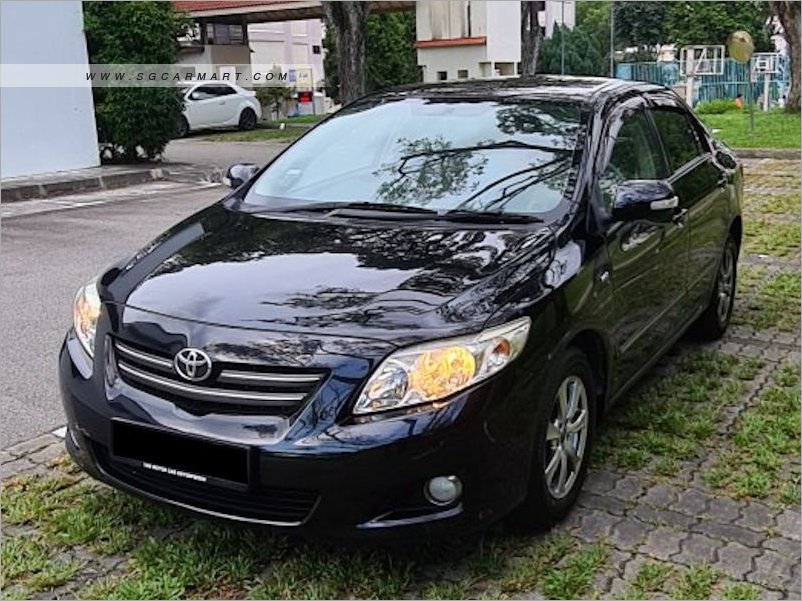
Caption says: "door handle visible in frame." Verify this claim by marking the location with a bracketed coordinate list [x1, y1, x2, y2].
[672, 208, 688, 226]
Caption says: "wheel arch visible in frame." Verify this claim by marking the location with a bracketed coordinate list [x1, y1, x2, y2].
[564, 328, 610, 422]
[729, 216, 742, 251]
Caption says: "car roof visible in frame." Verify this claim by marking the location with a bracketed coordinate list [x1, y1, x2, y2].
[368, 75, 667, 109]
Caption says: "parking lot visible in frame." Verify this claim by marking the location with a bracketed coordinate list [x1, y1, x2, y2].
[2, 156, 800, 599]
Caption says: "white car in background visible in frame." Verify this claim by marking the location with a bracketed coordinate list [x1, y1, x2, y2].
[177, 82, 261, 137]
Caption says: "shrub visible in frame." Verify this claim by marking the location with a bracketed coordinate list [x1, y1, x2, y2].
[83, 1, 189, 161]
[695, 99, 741, 115]
[96, 88, 184, 161]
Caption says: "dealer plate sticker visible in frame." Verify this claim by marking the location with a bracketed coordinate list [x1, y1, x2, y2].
[142, 461, 207, 483]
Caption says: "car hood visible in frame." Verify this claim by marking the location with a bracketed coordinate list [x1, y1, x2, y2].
[103, 203, 557, 345]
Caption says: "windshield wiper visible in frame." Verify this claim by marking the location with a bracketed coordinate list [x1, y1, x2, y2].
[267, 201, 439, 215]
[261, 200, 541, 224]
[399, 140, 571, 161]
[442, 210, 543, 224]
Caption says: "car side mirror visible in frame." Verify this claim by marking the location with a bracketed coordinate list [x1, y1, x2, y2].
[716, 149, 738, 170]
[611, 180, 678, 223]
[188, 91, 200, 101]
[223, 163, 260, 189]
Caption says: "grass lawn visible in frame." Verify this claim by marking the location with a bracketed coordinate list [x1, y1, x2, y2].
[280, 114, 326, 125]
[198, 115, 325, 143]
[699, 109, 801, 149]
[199, 123, 305, 143]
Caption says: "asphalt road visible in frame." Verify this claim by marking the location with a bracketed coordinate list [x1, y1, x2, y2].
[1, 182, 225, 447]
[164, 138, 288, 170]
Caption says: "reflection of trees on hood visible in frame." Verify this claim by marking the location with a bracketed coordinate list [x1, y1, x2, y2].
[373, 136, 488, 206]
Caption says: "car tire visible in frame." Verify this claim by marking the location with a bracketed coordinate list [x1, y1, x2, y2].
[691, 235, 738, 341]
[507, 347, 596, 531]
[238, 108, 257, 131]
[176, 116, 189, 138]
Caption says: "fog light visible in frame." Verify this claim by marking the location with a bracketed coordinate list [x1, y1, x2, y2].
[425, 475, 463, 506]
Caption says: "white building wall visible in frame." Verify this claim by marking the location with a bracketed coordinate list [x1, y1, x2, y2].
[0, 1, 99, 178]
[419, 45, 489, 82]
[416, 0, 575, 83]
[485, 1, 521, 63]
[543, 1, 575, 37]
[248, 19, 325, 86]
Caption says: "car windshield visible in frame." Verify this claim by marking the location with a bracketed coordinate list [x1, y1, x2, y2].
[244, 97, 582, 218]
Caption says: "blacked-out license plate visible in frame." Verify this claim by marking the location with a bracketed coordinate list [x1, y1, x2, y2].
[111, 420, 249, 485]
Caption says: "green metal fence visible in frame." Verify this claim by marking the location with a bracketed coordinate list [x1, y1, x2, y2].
[616, 56, 790, 107]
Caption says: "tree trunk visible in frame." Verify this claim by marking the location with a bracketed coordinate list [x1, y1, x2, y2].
[521, 1, 546, 76]
[321, 1, 371, 104]
[773, 0, 801, 113]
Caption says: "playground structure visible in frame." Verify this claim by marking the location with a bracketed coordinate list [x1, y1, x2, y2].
[616, 51, 790, 109]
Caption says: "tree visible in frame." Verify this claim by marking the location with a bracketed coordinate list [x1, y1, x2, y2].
[614, 1, 671, 60]
[539, 25, 608, 76]
[83, 1, 187, 161]
[255, 66, 291, 119]
[365, 12, 420, 92]
[772, 1, 801, 112]
[321, 1, 371, 105]
[324, 10, 419, 103]
[577, 0, 612, 73]
[666, 1, 771, 51]
[521, 1, 545, 76]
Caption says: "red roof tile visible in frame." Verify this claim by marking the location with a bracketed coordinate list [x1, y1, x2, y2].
[414, 36, 487, 49]
[174, 1, 301, 14]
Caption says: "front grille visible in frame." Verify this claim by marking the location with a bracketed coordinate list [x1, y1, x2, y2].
[112, 338, 326, 416]
[94, 444, 319, 524]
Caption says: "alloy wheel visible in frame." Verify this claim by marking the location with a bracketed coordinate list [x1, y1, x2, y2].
[716, 246, 735, 324]
[544, 375, 589, 499]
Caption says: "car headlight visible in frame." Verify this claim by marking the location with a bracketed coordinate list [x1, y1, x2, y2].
[354, 316, 531, 415]
[73, 277, 101, 357]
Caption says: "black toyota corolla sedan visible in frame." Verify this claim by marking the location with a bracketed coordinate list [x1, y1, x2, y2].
[60, 76, 742, 538]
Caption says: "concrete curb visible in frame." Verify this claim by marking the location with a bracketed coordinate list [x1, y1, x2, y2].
[733, 148, 800, 160]
[1, 167, 170, 203]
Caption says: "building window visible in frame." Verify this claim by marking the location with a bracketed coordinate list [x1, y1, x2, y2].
[206, 23, 245, 45]
[437, 71, 448, 81]
[312, 45, 321, 55]
[457, 69, 469, 79]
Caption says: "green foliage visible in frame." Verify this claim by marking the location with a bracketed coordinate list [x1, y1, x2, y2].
[613, 1, 671, 59]
[539, 24, 608, 76]
[666, 1, 772, 51]
[255, 69, 292, 119]
[324, 11, 420, 102]
[95, 87, 184, 161]
[576, 0, 613, 72]
[614, 1, 771, 60]
[83, 1, 188, 161]
[695, 98, 742, 114]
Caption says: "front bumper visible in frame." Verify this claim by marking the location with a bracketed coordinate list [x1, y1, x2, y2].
[59, 337, 540, 539]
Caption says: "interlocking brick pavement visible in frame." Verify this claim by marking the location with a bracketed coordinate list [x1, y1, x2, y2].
[2, 157, 799, 599]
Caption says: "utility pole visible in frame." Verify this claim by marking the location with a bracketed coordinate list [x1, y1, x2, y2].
[560, 0, 566, 75]
[610, 1, 615, 77]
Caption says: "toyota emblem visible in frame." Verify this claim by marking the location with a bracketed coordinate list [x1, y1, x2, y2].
[173, 348, 212, 382]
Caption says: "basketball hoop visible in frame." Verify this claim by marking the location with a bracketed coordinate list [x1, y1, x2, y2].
[679, 45, 725, 77]
[752, 52, 782, 111]
[679, 45, 725, 106]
